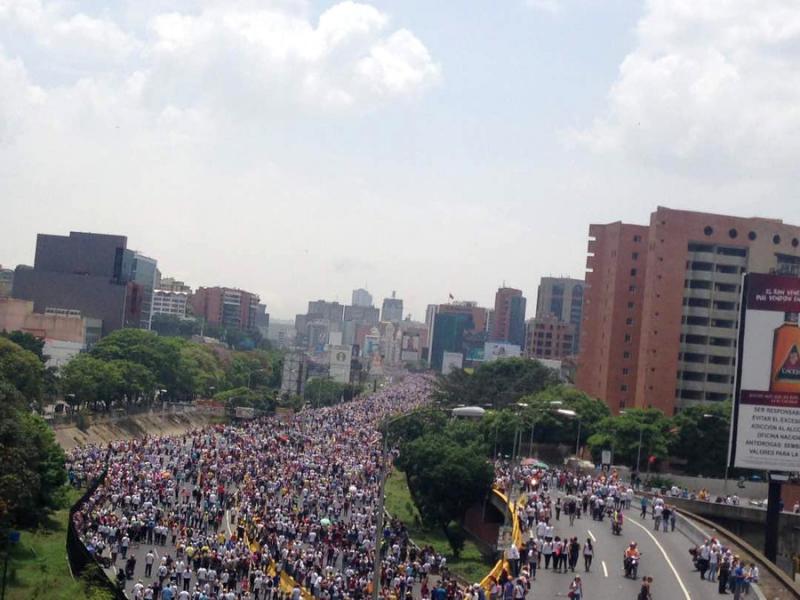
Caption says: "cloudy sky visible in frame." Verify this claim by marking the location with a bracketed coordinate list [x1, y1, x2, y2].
[3, 0, 800, 319]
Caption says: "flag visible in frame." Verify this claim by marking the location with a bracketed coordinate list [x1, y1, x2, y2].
[448, 293, 454, 300]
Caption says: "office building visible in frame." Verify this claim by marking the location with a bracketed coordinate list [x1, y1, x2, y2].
[307, 300, 344, 322]
[577, 206, 800, 415]
[491, 287, 526, 347]
[0, 266, 13, 297]
[152, 289, 190, 319]
[524, 314, 576, 360]
[123, 251, 158, 329]
[190, 286, 261, 331]
[280, 351, 307, 398]
[344, 304, 380, 324]
[12, 231, 142, 336]
[381, 292, 403, 323]
[255, 303, 270, 338]
[428, 302, 489, 370]
[351, 288, 373, 308]
[536, 277, 584, 354]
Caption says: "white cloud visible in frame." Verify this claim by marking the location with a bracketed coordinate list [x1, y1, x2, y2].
[574, 0, 800, 177]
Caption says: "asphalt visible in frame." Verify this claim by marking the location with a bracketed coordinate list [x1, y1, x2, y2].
[523, 494, 735, 600]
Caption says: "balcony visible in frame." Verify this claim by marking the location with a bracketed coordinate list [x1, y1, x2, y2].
[680, 342, 735, 357]
[713, 270, 743, 285]
[686, 270, 714, 282]
[684, 288, 712, 300]
[682, 305, 711, 318]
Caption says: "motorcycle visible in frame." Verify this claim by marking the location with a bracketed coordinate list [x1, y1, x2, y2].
[624, 555, 640, 579]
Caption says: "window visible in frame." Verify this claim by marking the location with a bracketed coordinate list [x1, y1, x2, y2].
[620, 384, 628, 392]
[632, 252, 639, 260]
[624, 334, 631, 342]
[748, 231, 757, 240]
[623, 351, 630, 359]
[629, 285, 636, 292]
[630, 268, 637, 276]
[704, 226, 714, 236]
[689, 242, 714, 252]
[728, 228, 738, 239]
[774, 234, 782, 245]
[633, 235, 642, 242]
[690, 261, 713, 271]
[626, 318, 633, 325]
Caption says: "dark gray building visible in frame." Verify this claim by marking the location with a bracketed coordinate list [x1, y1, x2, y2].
[12, 231, 143, 336]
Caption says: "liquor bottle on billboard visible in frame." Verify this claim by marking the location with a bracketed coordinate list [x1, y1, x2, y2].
[771, 312, 800, 392]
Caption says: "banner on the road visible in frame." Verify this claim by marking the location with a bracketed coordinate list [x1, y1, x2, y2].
[731, 273, 800, 471]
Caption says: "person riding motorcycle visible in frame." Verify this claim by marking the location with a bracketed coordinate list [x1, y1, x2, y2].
[624, 542, 640, 578]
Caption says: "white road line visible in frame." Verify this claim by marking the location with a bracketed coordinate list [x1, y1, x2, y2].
[628, 516, 691, 600]
[601, 560, 608, 578]
[587, 529, 596, 542]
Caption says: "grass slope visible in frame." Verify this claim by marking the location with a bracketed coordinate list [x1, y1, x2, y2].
[5, 488, 113, 600]
[384, 469, 492, 584]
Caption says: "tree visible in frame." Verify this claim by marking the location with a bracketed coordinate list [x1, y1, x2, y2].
[0, 382, 66, 527]
[111, 360, 156, 406]
[396, 434, 493, 556]
[586, 408, 673, 469]
[434, 358, 560, 409]
[518, 386, 611, 447]
[150, 314, 202, 338]
[0, 336, 44, 403]
[1, 330, 46, 361]
[61, 355, 124, 411]
[669, 403, 730, 477]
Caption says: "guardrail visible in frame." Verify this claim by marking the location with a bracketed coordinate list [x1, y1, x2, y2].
[480, 488, 524, 591]
[66, 453, 127, 599]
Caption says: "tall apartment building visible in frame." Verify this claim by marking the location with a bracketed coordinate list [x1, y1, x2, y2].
[307, 300, 344, 322]
[12, 231, 143, 336]
[351, 288, 373, 308]
[536, 277, 584, 354]
[381, 292, 403, 323]
[428, 302, 489, 369]
[577, 207, 800, 415]
[491, 287, 526, 347]
[190, 287, 261, 331]
[344, 304, 380, 325]
[524, 314, 576, 360]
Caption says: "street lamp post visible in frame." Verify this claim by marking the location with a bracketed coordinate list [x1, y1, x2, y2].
[703, 413, 730, 493]
[555, 408, 580, 456]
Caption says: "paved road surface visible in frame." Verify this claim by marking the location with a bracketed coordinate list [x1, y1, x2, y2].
[524, 493, 728, 599]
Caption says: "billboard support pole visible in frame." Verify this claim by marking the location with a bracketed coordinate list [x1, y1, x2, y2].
[765, 473, 786, 563]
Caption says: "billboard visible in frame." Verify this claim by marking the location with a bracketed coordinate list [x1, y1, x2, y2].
[441, 351, 463, 374]
[401, 333, 421, 362]
[731, 273, 800, 471]
[483, 342, 521, 362]
[235, 406, 256, 420]
[328, 344, 352, 384]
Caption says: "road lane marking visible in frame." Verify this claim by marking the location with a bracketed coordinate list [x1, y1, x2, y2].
[587, 530, 596, 542]
[601, 560, 608, 577]
[628, 515, 691, 600]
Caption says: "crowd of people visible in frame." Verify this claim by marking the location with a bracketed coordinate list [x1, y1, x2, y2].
[69, 375, 461, 600]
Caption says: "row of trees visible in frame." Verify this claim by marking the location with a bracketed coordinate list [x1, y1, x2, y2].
[150, 314, 268, 351]
[434, 357, 732, 477]
[0, 337, 66, 527]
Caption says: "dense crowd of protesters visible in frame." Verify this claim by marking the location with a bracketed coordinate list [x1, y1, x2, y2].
[69, 376, 461, 600]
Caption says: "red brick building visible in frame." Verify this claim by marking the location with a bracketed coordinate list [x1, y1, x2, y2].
[577, 207, 800, 415]
[190, 287, 261, 331]
[524, 314, 576, 360]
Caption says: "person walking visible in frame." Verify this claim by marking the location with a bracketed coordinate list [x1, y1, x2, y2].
[637, 576, 653, 600]
[582, 539, 593, 572]
[568, 537, 580, 572]
[568, 575, 583, 600]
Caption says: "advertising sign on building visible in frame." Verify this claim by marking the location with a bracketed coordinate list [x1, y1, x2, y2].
[400, 333, 421, 362]
[328, 344, 352, 384]
[483, 342, 522, 362]
[441, 351, 464, 374]
[363, 335, 381, 358]
[731, 273, 800, 471]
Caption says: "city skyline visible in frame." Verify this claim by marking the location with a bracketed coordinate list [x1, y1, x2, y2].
[4, 2, 800, 319]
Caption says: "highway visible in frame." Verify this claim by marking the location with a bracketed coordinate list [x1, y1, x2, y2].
[521, 492, 726, 600]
